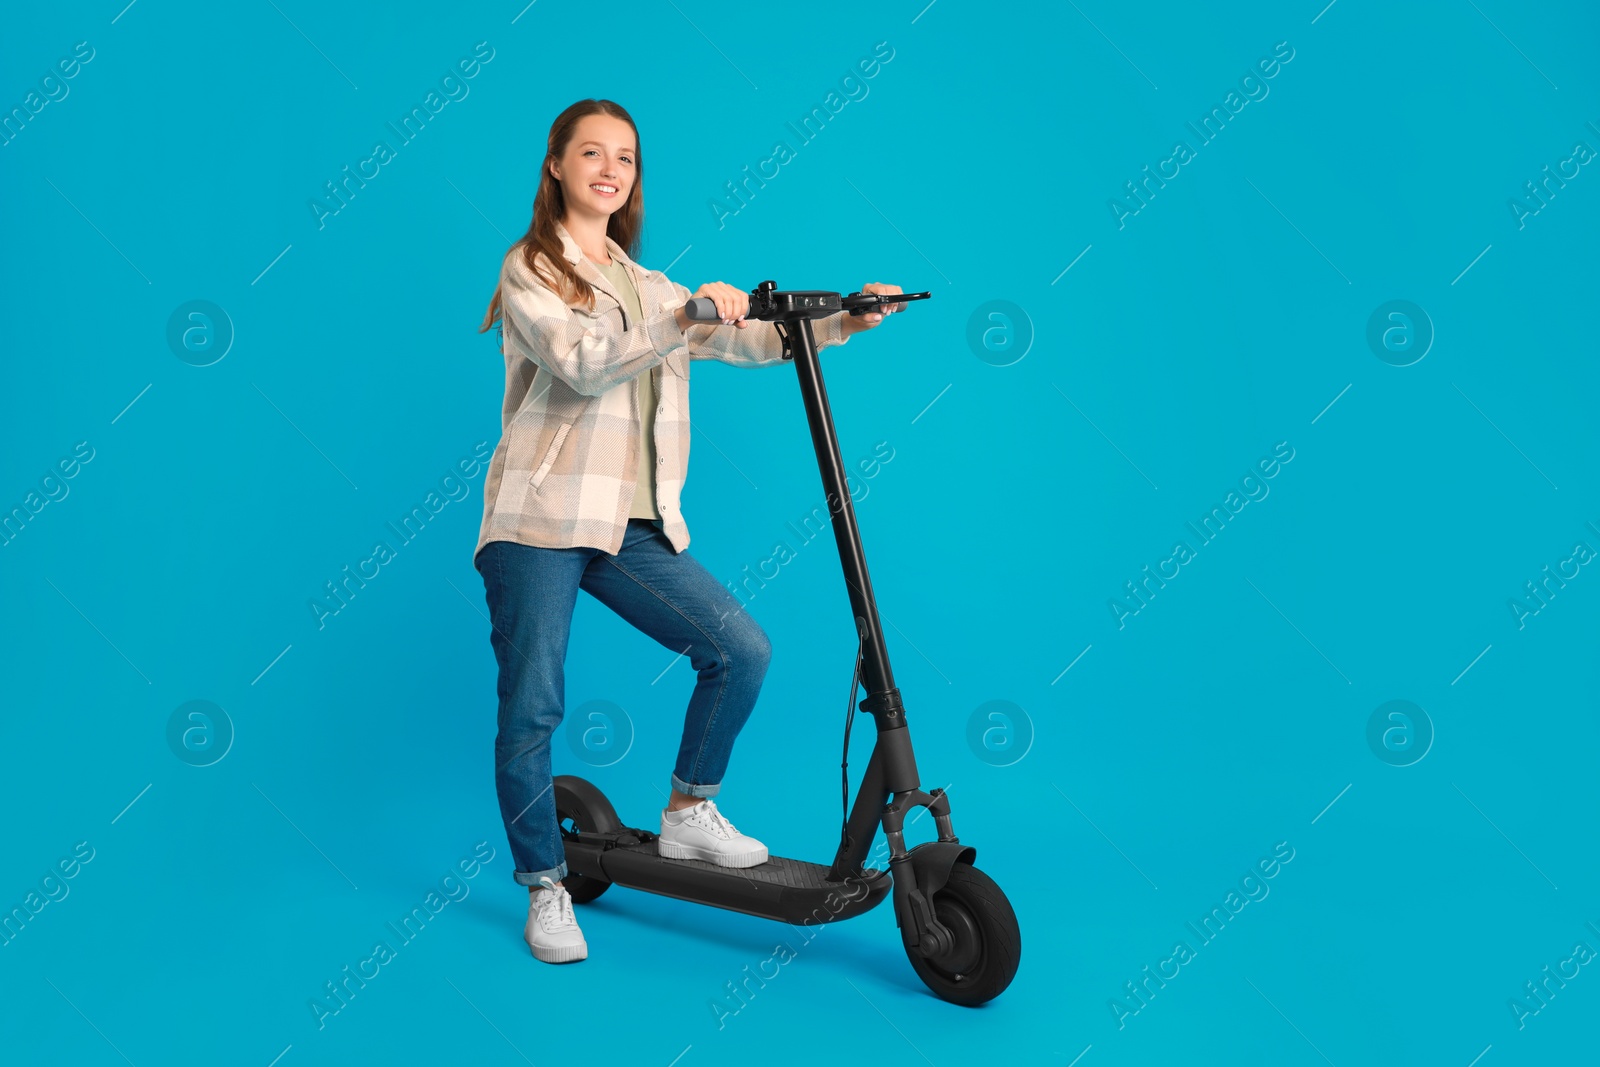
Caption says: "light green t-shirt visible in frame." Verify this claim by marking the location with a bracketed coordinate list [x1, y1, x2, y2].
[595, 258, 660, 520]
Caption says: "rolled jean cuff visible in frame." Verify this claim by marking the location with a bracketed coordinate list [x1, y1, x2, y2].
[671, 773, 720, 798]
[513, 860, 568, 887]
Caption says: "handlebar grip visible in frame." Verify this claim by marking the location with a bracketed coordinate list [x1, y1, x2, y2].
[683, 297, 723, 322]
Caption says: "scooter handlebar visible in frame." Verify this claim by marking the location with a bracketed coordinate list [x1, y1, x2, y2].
[682, 286, 931, 324]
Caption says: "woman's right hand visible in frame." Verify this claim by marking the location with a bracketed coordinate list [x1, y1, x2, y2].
[676, 281, 752, 330]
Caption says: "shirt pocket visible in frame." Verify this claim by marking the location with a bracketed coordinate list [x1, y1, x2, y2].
[567, 286, 623, 333]
[529, 421, 573, 491]
[590, 286, 626, 329]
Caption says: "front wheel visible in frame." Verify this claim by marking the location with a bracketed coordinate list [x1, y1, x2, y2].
[900, 863, 1020, 1006]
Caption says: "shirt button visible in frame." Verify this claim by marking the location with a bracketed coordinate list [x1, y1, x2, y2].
[657, 405, 665, 414]
[658, 457, 665, 465]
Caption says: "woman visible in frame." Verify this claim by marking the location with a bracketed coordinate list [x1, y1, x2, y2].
[473, 99, 904, 964]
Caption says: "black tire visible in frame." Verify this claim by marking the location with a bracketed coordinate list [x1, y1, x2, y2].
[900, 863, 1021, 1006]
[553, 775, 620, 904]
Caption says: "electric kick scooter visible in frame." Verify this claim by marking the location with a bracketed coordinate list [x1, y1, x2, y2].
[554, 281, 1021, 1005]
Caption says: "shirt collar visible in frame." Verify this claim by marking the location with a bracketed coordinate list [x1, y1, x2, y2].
[554, 220, 637, 312]
[555, 220, 630, 269]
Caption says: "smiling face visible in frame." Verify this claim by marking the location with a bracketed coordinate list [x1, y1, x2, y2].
[549, 112, 637, 221]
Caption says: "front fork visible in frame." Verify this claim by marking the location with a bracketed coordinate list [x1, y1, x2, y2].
[828, 697, 977, 962]
[885, 786, 976, 961]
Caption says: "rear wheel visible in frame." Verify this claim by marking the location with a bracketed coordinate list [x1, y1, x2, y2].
[900, 863, 1021, 1006]
[552, 776, 620, 904]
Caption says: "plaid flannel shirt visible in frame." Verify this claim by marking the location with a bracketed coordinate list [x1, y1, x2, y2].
[474, 221, 851, 560]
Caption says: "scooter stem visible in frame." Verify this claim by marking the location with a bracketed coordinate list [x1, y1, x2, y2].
[777, 313, 959, 889]
[784, 315, 901, 720]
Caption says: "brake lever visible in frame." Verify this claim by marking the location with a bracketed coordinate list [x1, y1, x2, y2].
[839, 290, 932, 316]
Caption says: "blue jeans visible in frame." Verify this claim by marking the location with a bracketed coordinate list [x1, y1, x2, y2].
[474, 518, 773, 887]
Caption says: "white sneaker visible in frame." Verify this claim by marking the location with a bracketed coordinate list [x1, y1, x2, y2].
[658, 797, 769, 868]
[525, 876, 587, 963]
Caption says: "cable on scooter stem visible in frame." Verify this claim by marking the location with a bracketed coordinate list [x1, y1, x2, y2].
[840, 635, 864, 853]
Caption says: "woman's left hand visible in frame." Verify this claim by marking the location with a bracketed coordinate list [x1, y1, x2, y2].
[842, 282, 905, 337]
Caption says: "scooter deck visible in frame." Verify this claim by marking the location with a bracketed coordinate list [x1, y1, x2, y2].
[564, 827, 891, 926]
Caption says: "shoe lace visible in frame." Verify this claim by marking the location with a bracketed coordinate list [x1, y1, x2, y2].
[694, 798, 740, 840]
[535, 876, 575, 930]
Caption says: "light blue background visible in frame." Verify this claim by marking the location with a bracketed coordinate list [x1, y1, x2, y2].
[2, 1, 1596, 1064]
